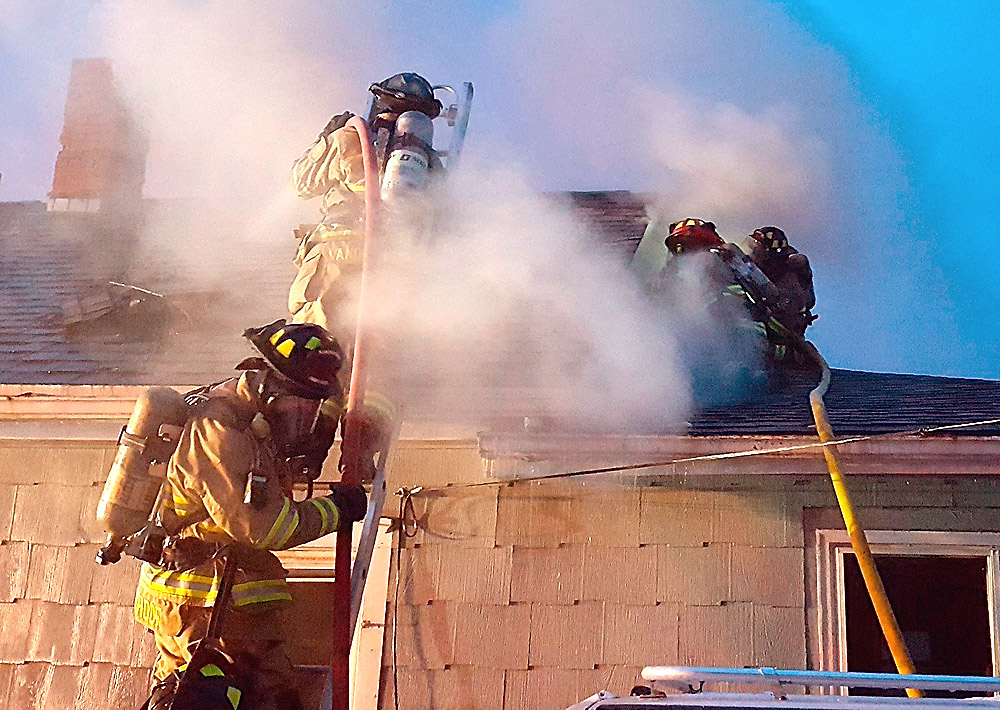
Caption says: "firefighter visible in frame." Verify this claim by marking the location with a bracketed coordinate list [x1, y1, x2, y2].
[136, 320, 392, 710]
[654, 218, 775, 392]
[288, 72, 443, 342]
[659, 218, 763, 322]
[743, 226, 816, 337]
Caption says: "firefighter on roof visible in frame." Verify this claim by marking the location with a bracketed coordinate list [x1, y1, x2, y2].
[135, 320, 392, 710]
[654, 218, 778, 389]
[660, 218, 765, 327]
[289, 72, 443, 342]
[743, 226, 816, 338]
[659, 219, 820, 370]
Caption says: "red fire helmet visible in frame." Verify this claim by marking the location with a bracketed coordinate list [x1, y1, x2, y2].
[665, 218, 724, 253]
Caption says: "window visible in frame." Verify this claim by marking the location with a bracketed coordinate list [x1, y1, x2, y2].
[815, 530, 1000, 694]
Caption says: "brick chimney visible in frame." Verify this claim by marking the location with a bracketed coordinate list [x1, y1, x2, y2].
[48, 58, 148, 213]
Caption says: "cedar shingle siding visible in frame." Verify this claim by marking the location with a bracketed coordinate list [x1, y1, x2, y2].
[0, 441, 153, 707]
[382, 473, 1000, 710]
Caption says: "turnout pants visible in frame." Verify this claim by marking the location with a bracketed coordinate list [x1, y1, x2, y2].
[288, 224, 362, 345]
[149, 601, 302, 710]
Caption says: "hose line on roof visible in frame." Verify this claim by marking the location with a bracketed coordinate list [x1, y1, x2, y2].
[801, 339, 922, 698]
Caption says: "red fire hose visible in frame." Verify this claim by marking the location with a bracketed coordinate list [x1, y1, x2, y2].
[332, 115, 381, 710]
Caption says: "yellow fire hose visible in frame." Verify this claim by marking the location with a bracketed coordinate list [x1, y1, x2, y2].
[801, 340, 922, 698]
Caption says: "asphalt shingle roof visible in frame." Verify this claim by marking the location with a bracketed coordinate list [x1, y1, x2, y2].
[689, 368, 1000, 436]
[2, 194, 998, 437]
[0, 200, 290, 385]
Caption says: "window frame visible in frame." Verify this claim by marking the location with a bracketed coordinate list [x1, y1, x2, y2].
[815, 529, 1000, 686]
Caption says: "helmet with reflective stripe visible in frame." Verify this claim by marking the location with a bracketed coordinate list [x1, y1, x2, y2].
[242, 320, 343, 400]
[369, 72, 442, 119]
[749, 226, 789, 253]
[665, 218, 724, 253]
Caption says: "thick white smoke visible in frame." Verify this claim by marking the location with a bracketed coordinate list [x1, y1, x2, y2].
[475, 0, 957, 372]
[640, 90, 833, 240]
[91, 1, 357, 282]
[78, 0, 716, 426]
[369, 165, 696, 428]
[2, 0, 957, 400]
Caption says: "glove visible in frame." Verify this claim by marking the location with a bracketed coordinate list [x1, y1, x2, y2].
[327, 482, 368, 523]
[320, 111, 354, 139]
[338, 405, 393, 482]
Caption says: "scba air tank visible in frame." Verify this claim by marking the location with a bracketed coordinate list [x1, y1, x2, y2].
[380, 110, 434, 201]
[96, 387, 189, 557]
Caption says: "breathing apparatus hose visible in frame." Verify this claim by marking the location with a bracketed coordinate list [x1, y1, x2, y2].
[332, 115, 382, 710]
[798, 338, 922, 697]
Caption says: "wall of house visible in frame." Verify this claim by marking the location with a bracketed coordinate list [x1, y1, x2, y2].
[383, 462, 1000, 710]
[3, 433, 1000, 710]
[0, 439, 151, 708]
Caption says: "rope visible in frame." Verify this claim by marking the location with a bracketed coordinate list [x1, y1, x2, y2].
[410, 416, 1000, 495]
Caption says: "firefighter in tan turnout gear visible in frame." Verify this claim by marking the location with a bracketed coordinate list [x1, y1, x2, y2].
[133, 320, 391, 709]
[289, 72, 443, 341]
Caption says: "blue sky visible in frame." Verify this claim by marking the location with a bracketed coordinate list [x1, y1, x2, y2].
[782, 1, 999, 378]
[0, 1, 997, 378]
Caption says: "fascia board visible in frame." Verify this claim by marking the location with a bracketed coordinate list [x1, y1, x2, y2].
[478, 432, 1000, 478]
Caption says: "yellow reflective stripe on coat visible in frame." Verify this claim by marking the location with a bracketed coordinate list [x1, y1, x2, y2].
[141, 564, 217, 601]
[231, 579, 292, 607]
[307, 497, 329, 534]
[166, 490, 196, 515]
[320, 496, 340, 533]
[273, 510, 300, 549]
[258, 497, 299, 549]
[138, 564, 290, 607]
[363, 391, 397, 423]
[308, 496, 340, 535]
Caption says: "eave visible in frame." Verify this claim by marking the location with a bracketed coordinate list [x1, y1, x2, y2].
[477, 431, 1000, 478]
[3, 384, 998, 479]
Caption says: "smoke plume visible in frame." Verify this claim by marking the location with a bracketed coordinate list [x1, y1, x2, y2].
[369, 165, 697, 428]
[1, 0, 965, 402]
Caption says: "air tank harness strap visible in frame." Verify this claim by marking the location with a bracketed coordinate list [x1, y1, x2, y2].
[117, 427, 148, 450]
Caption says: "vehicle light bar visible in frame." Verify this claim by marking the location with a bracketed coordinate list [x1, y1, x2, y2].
[641, 667, 1000, 693]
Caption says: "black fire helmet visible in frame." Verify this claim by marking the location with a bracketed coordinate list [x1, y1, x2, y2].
[240, 320, 344, 400]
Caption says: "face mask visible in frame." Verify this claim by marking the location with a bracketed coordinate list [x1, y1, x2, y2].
[265, 395, 320, 452]
[264, 394, 337, 481]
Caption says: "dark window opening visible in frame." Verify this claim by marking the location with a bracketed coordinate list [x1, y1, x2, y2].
[844, 554, 992, 697]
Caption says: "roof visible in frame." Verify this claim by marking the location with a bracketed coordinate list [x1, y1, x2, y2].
[2, 194, 998, 438]
[690, 367, 1000, 437]
[0, 200, 291, 385]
